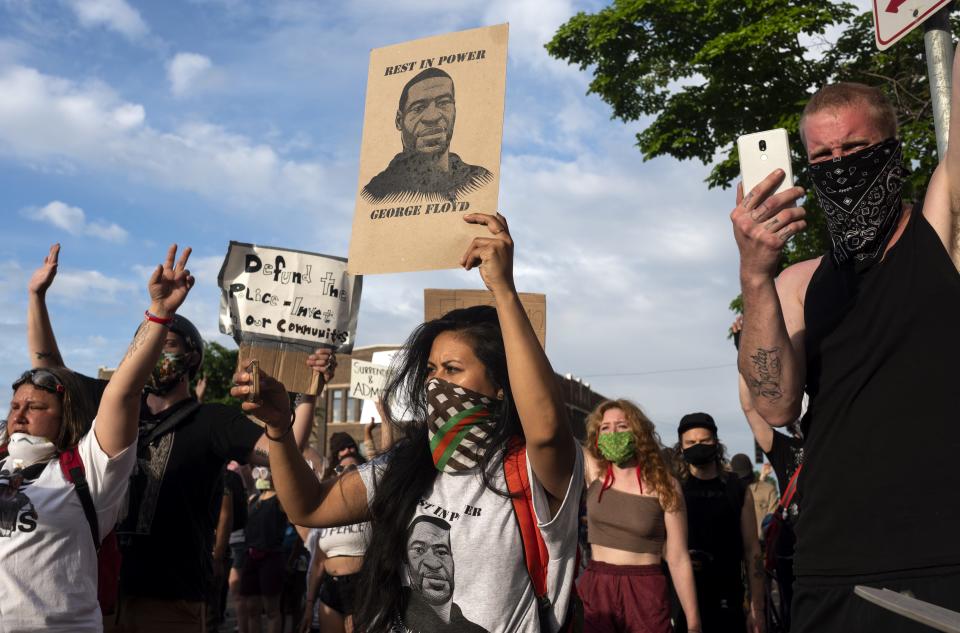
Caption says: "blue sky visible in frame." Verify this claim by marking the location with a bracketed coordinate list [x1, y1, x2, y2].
[0, 0, 874, 458]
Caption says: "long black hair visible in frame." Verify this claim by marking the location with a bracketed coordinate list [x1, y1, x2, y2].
[353, 305, 522, 632]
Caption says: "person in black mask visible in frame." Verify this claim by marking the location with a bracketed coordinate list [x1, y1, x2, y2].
[673, 413, 764, 633]
[731, 79, 960, 632]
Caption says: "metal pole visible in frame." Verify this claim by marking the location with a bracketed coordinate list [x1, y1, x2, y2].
[924, 5, 955, 159]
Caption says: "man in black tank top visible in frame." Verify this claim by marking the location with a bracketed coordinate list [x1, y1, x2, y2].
[731, 78, 960, 632]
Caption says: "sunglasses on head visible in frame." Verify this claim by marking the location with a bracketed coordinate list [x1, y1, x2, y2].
[334, 463, 357, 475]
[12, 369, 65, 395]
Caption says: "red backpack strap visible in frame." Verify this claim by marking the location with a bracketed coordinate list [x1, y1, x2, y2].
[778, 463, 803, 513]
[59, 447, 101, 549]
[504, 437, 549, 599]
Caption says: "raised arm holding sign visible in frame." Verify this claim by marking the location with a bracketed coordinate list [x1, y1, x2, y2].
[348, 24, 508, 274]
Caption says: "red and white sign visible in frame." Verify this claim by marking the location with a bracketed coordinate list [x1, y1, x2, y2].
[873, 0, 952, 50]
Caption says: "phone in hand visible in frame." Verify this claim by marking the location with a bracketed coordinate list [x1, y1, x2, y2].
[246, 360, 260, 403]
[737, 128, 794, 197]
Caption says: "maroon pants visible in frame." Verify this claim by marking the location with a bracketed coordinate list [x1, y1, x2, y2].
[577, 560, 672, 633]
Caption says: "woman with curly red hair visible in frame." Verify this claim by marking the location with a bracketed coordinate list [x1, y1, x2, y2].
[580, 399, 701, 633]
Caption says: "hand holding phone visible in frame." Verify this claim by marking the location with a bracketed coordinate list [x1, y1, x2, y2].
[737, 128, 794, 196]
[246, 360, 260, 404]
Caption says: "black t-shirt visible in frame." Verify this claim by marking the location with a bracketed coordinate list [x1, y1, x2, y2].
[682, 474, 745, 584]
[800, 203, 960, 576]
[764, 431, 803, 557]
[82, 377, 263, 600]
[765, 431, 803, 496]
[244, 494, 287, 552]
[224, 469, 248, 532]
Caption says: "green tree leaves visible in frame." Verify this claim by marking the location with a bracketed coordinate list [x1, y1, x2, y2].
[548, 1, 946, 271]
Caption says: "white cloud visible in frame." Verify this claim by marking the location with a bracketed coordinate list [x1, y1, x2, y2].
[65, 0, 149, 40]
[23, 200, 128, 242]
[0, 64, 341, 214]
[48, 269, 137, 302]
[167, 52, 213, 97]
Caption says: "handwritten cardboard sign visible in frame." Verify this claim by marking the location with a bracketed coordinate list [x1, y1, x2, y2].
[359, 349, 414, 424]
[350, 359, 390, 402]
[348, 24, 509, 274]
[423, 288, 546, 349]
[218, 242, 362, 393]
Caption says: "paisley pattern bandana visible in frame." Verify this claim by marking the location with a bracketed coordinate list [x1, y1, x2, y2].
[425, 378, 498, 473]
[808, 138, 906, 269]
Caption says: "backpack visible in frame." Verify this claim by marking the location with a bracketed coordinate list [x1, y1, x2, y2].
[503, 437, 583, 633]
[59, 447, 122, 616]
[764, 464, 803, 573]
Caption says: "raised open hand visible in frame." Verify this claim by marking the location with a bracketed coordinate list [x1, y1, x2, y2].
[460, 212, 515, 295]
[28, 244, 60, 296]
[148, 244, 195, 317]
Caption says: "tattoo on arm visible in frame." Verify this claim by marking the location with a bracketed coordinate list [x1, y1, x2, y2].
[752, 553, 764, 580]
[119, 322, 149, 367]
[254, 446, 269, 460]
[35, 351, 55, 360]
[747, 347, 783, 402]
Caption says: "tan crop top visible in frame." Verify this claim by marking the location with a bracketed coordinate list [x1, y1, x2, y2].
[586, 479, 666, 554]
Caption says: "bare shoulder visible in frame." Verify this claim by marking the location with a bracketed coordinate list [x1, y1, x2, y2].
[583, 448, 601, 484]
[776, 257, 822, 310]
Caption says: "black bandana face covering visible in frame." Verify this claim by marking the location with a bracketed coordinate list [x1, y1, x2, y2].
[808, 138, 906, 268]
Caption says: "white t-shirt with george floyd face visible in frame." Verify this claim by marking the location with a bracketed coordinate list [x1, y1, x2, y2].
[358, 444, 583, 633]
[0, 420, 136, 633]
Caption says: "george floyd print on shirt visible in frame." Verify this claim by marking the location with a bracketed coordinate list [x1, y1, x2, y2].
[348, 24, 509, 274]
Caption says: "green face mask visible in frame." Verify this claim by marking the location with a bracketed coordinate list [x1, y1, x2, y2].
[597, 431, 636, 466]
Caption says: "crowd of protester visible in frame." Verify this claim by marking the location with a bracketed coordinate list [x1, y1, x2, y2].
[4, 73, 960, 633]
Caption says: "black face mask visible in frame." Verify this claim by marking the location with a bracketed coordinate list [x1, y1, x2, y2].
[808, 138, 906, 270]
[683, 443, 718, 466]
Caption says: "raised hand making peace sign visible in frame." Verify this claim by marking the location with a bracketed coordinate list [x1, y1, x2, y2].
[148, 244, 195, 318]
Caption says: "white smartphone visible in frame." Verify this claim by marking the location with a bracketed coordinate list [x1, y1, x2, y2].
[737, 128, 794, 196]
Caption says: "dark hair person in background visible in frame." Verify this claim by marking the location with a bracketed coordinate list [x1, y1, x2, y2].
[580, 399, 700, 633]
[234, 212, 584, 633]
[299, 452, 369, 633]
[732, 75, 960, 631]
[26, 244, 332, 633]
[361, 67, 493, 204]
[674, 413, 764, 633]
[0, 244, 194, 632]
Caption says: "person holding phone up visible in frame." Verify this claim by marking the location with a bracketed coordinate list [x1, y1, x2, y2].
[732, 78, 960, 632]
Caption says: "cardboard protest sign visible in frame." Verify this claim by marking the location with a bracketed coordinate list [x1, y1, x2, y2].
[423, 289, 546, 348]
[350, 359, 390, 402]
[359, 349, 414, 424]
[218, 242, 362, 393]
[348, 24, 509, 274]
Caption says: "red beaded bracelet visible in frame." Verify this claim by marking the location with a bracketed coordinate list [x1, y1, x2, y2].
[144, 310, 174, 326]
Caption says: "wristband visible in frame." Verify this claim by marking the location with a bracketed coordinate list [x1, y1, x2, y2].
[144, 310, 174, 326]
[265, 423, 294, 442]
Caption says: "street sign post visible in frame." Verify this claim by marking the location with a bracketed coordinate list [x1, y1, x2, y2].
[873, 0, 952, 50]
[873, 1, 954, 160]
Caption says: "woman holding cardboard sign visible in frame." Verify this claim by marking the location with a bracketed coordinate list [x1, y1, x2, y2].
[233, 212, 583, 633]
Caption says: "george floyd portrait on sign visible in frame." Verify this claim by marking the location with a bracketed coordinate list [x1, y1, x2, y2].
[362, 68, 494, 205]
[348, 24, 508, 275]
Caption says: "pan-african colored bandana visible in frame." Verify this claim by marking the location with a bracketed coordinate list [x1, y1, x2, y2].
[425, 378, 498, 473]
